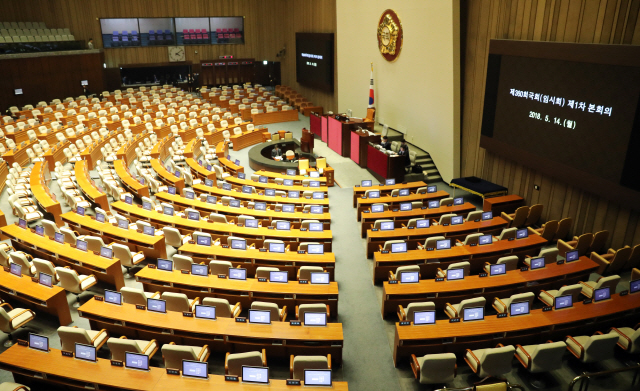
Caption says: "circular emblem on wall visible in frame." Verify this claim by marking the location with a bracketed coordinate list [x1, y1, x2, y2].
[377, 9, 403, 62]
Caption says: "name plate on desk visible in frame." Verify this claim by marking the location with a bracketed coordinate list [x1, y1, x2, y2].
[422, 206, 428, 209]
[388, 280, 398, 284]
[258, 277, 267, 282]
[392, 195, 398, 197]
[17, 340, 28, 347]
[508, 237, 515, 241]
[297, 250, 306, 254]
[298, 280, 308, 284]
[290, 320, 301, 326]
[583, 299, 592, 305]
[3, 267, 9, 273]
[543, 306, 553, 312]
[470, 243, 477, 247]
[557, 260, 565, 265]
[363, 210, 370, 213]
[435, 277, 445, 282]
[479, 273, 488, 278]
[218, 274, 227, 279]
[267, 226, 274, 229]
[520, 267, 529, 271]
[181, 270, 190, 274]
[225, 375, 239, 382]
[287, 379, 302, 386]
[392, 209, 399, 212]
[381, 250, 389, 254]
[222, 245, 229, 248]
[61, 350, 73, 357]
[399, 321, 411, 326]
[167, 369, 180, 375]
[111, 360, 123, 367]
[135, 305, 146, 310]
[426, 248, 434, 251]
[300, 228, 307, 232]
[497, 313, 508, 318]
[31, 277, 38, 283]
[235, 317, 247, 323]
[371, 228, 379, 232]
[303, 209, 309, 212]
[407, 226, 415, 230]
[442, 223, 449, 227]
[94, 296, 104, 302]
[620, 290, 629, 296]
[183, 312, 194, 317]
[259, 248, 267, 252]
[449, 318, 461, 323]
[148, 264, 156, 269]
[237, 224, 244, 227]
[361, 196, 367, 199]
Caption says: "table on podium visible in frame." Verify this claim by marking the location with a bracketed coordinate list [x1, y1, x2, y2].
[350, 129, 380, 168]
[327, 116, 373, 157]
[366, 145, 405, 182]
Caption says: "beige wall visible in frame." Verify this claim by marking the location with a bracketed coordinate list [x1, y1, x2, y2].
[337, 0, 460, 181]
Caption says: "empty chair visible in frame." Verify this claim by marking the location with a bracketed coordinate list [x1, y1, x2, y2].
[580, 274, 620, 298]
[162, 227, 190, 247]
[84, 236, 111, 253]
[410, 353, 457, 385]
[437, 213, 457, 225]
[381, 240, 405, 251]
[397, 301, 435, 322]
[121, 287, 159, 306]
[532, 220, 558, 241]
[590, 246, 631, 275]
[290, 355, 331, 381]
[445, 297, 486, 319]
[524, 204, 543, 226]
[436, 261, 471, 278]
[225, 350, 266, 376]
[565, 332, 619, 363]
[107, 336, 158, 362]
[389, 265, 420, 281]
[456, 233, 483, 246]
[32, 259, 60, 284]
[57, 326, 108, 351]
[484, 255, 519, 273]
[202, 297, 241, 318]
[494, 227, 517, 241]
[0, 303, 36, 347]
[501, 206, 530, 228]
[160, 292, 199, 312]
[161, 342, 210, 370]
[420, 236, 446, 250]
[209, 260, 233, 276]
[609, 325, 640, 354]
[558, 232, 593, 257]
[56, 267, 97, 305]
[9, 252, 36, 276]
[623, 244, 640, 270]
[297, 266, 324, 280]
[439, 197, 454, 207]
[539, 283, 582, 306]
[297, 303, 329, 321]
[251, 301, 287, 322]
[465, 344, 516, 377]
[111, 243, 145, 274]
[553, 217, 573, 241]
[492, 292, 535, 314]
[515, 341, 567, 373]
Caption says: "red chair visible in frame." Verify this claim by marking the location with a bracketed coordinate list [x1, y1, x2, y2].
[218, 34, 224, 39]
[189, 29, 195, 34]
[195, 29, 201, 34]
[222, 29, 228, 33]
[203, 33, 209, 40]
[224, 34, 230, 38]
[216, 29, 222, 33]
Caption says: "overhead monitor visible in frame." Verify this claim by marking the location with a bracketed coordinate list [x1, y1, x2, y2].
[81, 80, 89, 86]
[296, 32, 334, 92]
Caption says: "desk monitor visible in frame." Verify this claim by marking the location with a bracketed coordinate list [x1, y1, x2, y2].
[269, 242, 285, 253]
[147, 298, 166, 313]
[75, 343, 96, 362]
[385, 179, 396, 185]
[242, 185, 252, 194]
[163, 206, 174, 216]
[400, 202, 412, 211]
[125, 352, 149, 371]
[310, 205, 323, 214]
[516, 228, 528, 239]
[242, 366, 269, 384]
[428, 200, 439, 209]
[96, 213, 106, 223]
[14, 89, 23, 95]
[183, 360, 208, 379]
[38, 272, 52, 288]
[76, 206, 85, 216]
[427, 185, 437, 193]
[157, 259, 173, 271]
[594, 287, 611, 302]
[191, 264, 208, 276]
[34, 225, 44, 236]
[28, 333, 48, 352]
[204, 179, 213, 187]
[479, 234, 493, 245]
[245, 219, 259, 228]
[174, 170, 181, 178]
[100, 246, 113, 259]
[489, 264, 506, 276]
[194, 305, 216, 320]
[238, 172, 246, 179]
[436, 239, 451, 250]
[416, 219, 429, 228]
[168, 186, 176, 195]
[413, 310, 436, 325]
[206, 165, 212, 171]
[304, 312, 327, 326]
[143, 225, 155, 236]
[530, 257, 545, 270]
[307, 244, 324, 254]
[305, 369, 332, 387]
[187, 211, 200, 221]
[231, 239, 246, 250]
[269, 271, 288, 283]
[453, 197, 464, 205]
[371, 204, 384, 213]
[482, 211, 493, 220]
[206, 195, 217, 204]
[81, 80, 88, 86]
[391, 242, 407, 253]
[142, 201, 152, 211]
[451, 216, 464, 225]
[288, 190, 299, 198]
[310, 171, 320, 178]
[229, 268, 247, 281]
[276, 221, 290, 231]
[447, 268, 464, 281]
[255, 202, 267, 211]
[235, 159, 240, 166]
[76, 239, 87, 252]
[259, 176, 268, 183]
[399, 189, 410, 196]
[287, 169, 296, 176]
[510, 301, 530, 317]
[284, 179, 294, 186]
[310, 272, 330, 284]
[361, 180, 372, 187]
[229, 199, 241, 208]
[463, 307, 484, 322]
[185, 191, 195, 200]
[105, 290, 122, 305]
[196, 234, 211, 246]
[380, 221, 394, 231]
[248, 309, 271, 324]
[554, 295, 573, 310]
[282, 204, 295, 213]
[400, 271, 419, 283]
[265, 189, 276, 197]
[18, 218, 27, 229]
[566, 250, 579, 263]
[310, 181, 320, 187]
[117, 218, 129, 229]
[222, 183, 232, 191]
[124, 195, 133, 204]
[368, 190, 380, 198]
[631, 279, 640, 294]
[308, 223, 324, 232]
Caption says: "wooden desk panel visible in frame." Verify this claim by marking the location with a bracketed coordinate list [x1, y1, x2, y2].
[115, 159, 149, 198]
[193, 184, 330, 207]
[353, 182, 428, 207]
[29, 161, 63, 225]
[2, 139, 37, 167]
[381, 257, 599, 318]
[136, 267, 339, 317]
[483, 194, 525, 215]
[231, 128, 270, 151]
[255, 170, 328, 186]
[0, 160, 7, 194]
[219, 157, 244, 175]
[0, 269, 72, 325]
[151, 159, 185, 193]
[372, 235, 547, 284]
[42, 143, 67, 169]
[251, 109, 298, 125]
[216, 141, 229, 158]
[74, 161, 109, 210]
[356, 190, 450, 220]
[2, 224, 125, 290]
[225, 175, 329, 194]
[186, 158, 217, 180]
[79, 298, 344, 364]
[393, 293, 640, 365]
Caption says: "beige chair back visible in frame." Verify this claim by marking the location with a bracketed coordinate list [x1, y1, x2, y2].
[161, 344, 198, 369]
[525, 204, 543, 226]
[107, 338, 143, 361]
[209, 260, 233, 276]
[58, 326, 92, 351]
[251, 301, 280, 322]
[589, 230, 609, 254]
[553, 217, 572, 241]
[202, 298, 233, 317]
[509, 206, 530, 228]
[292, 356, 329, 380]
[161, 292, 191, 312]
[226, 351, 263, 376]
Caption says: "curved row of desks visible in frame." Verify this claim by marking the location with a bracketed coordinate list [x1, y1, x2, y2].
[353, 181, 428, 207]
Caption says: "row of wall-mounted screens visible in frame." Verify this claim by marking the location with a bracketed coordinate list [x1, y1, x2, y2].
[99, 17, 244, 48]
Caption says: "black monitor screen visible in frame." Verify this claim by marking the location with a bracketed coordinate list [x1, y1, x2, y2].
[451, 216, 463, 225]
[75, 343, 96, 362]
[304, 370, 332, 386]
[427, 185, 437, 193]
[428, 200, 439, 209]
[479, 235, 493, 245]
[391, 242, 407, 253]
[194, 305, 216, 320]
[147, 298, 166, 313]
[242, 365, 269, 384]
[296, 32, 334, 92]
[416, 219, 429, 228]
[248, 309, 271, 324]
[490, 264, 506, 276]
[399, 189, 410, 196]
[400, 202, 412, 211]
[594, 287, 611, 302]
[447, 268, 464, 281]
[29, 333, 48, 352]
[380, 221, 394, 231]
[516, 228, 529, 239]
[436, 240, 451, 250]
[38, 272, 52, 287]
[157, 259, 173, 271]
[125, 352, 149, 370]
[385, 179, 395, 185]
[555, 295, 573, 309]
[196, 235, 211, 246]
[482, 211, 493, 220]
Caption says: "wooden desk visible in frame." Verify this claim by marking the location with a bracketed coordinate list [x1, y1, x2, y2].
[42, 143, 67, 169]
[353, 181, 428, 207]
[251, 109, 299, 125]
[255, 170, 329, 187]
[483, 194, 526, 215]
[61, 212, 167, 260]
[80, 298, 344, 364]
[231, 128, 270, 151]
[365, 217, 509, 258]
[179, 243, 336, 280]
[186, 158, 217, 181]
[151, 159, 185, 194]
[371, 234, 547, 284]
[366, 145, 405, 183]
[327, 117, 371, 158]
[219, 157, 244, 175]
[225, 175, 329, 194]
[350, 129, 380, 168]
[2, 139, 37, 168]
[193, 184, 330, 208]
[115, 159, 150, 198]
[74, 161, 110, 211]
[215, 141, 229, 158]
[29, 161, 63, 225]
[360, 203, 477, 237]
[2, 224, 125, 290]
[393, 292, 640, 365]
[381, 256, 599, 318]
[356, 190, 450, 220]
[0, 160, 8, 194]
[136, 266, 340, 317]
[0, 269, 72, 325]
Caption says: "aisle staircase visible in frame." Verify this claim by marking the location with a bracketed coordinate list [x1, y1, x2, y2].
[386, 132, 443, 183]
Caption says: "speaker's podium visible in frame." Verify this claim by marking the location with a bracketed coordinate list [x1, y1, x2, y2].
[327, 115, 374, 157]
[366, 144, 405, 183]
[301, 127, 314, 153]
